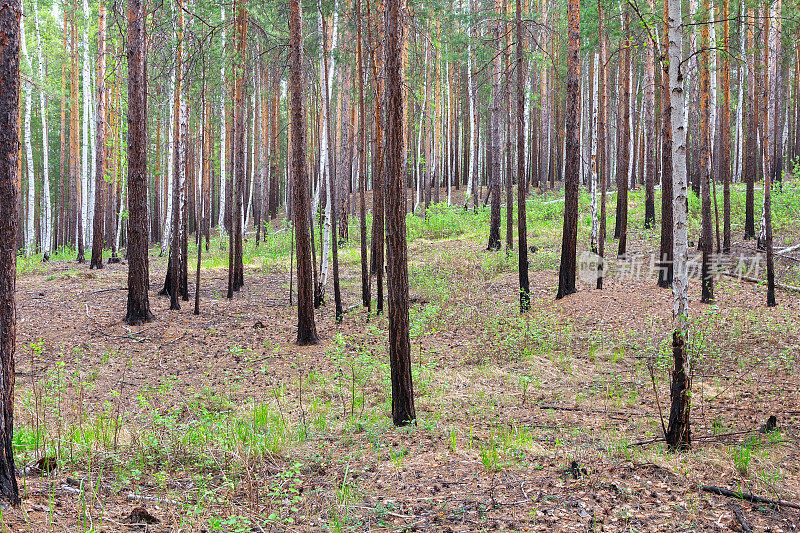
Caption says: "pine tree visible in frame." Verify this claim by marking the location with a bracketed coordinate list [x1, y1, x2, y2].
[0, 0, 22, 504]
[125, 0, 154, 326]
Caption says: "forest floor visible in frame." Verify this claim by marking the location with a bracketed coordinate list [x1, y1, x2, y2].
[4, 182, 800, 532]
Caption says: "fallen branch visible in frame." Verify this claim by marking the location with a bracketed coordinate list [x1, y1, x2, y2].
[159, 333, 187, 348]
[539, 404, 645, 417]
[778, 242, 800, 256]
[88, 287, 128, 295]
[88, 326, 151, 343]
[729, 502, 752, 533]
[126, 492, 178, 505]
[633, 428, 757, 447]
[721, 271, 800, 293]
[701, 485, 800, 510]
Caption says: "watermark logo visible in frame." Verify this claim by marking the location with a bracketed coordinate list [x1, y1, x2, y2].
[578, 251, 763, 284]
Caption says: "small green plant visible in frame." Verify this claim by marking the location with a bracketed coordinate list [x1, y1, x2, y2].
[479, 438, 503, 472]
[732, 438, 757, 476]
[390, 447, 408, 470]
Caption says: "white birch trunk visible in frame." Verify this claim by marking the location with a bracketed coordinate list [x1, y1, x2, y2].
[21, 19, 35, 256]
[161, 57, 176, 254]
[245, 89, 256, 229]
[590, 53, 599, 252]
[539, 0, 550, 186]
[33, 4, 52, 258]
[669, 0, 689, 333]
[760, 0, 780, 243]
[318, 0, 338, 285]
[709, 0, 717, 150]
[81, 0, 91, 247]
[734, 18, 745, 183]
[465, 0, 477, 207]
[115, 141, 126, 252]
[88, 58, 96, 245]
[628, 67, 638, 189]
[446, 59, 452, 205]
[218, 6, 228, 234]
[415, 41, 428, 213]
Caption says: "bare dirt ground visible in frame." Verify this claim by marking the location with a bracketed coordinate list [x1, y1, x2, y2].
[4, 185, 800, 532]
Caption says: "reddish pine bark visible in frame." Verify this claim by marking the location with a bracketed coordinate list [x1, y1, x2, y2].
[125, 0, 154, 325]
[743, 9, 756, 239]
[385, 0, 416, 426]
[596, 0, 608, 290]
[658, 0, 674, 289]
[290, 0, 319, 345]
[615, 8, 630, 258]
[228, 3, 247, 296]
[487, 0, 502, 251]
[699, 0, 714, 304]
[516, 0, 530, 311]
[356, 0, 370, 311]
[557, 0, 580, 299]
[720, 0, 731, 253]
[0, 0, 21, 505]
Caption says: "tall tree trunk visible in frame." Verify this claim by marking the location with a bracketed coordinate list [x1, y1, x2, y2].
[596, 0, 608, 290]
[81, 0, 91, 249]
[367, 0, 385, 314]
[666, 0, 690, 450]
[33, 3, 51, 260]
[385, 0, 416, 426]
[699, 0, 714, 304]
[166, 5, 185, 309]
[516, 0, 530, 312]
[71, 12, 84, 262]
[58, 14, 67, 251]
[356, 0, 370, 311]
[161, 42, 176, 256]
[269, 71, 280, 220]
[643, 0, 656, 229]
[228, 1, 247, 297]
[0, 0, 21, 504]
[615, 8, 630, 258]
[91, 3, 107, 269]
[557, 0, 580, 299]
[763, 0, 779, 307]
[719, 0, 731, 253]
[318, 2, 337, 288]
[125, 0, 154, 326]
[20, 19, 34, 257]
[290, 0, 319, 344]
[218, 6, 228, 234]
[743, 6, 756, 239]
[590, 55, 599, 254]
[504, 9, 513, 252]
[465, 0, 477, 209]
[658, 0, 674, 289]
[487, 0, 502, 251]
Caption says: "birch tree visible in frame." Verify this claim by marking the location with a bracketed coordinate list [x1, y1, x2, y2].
[218, 5, 227, 234]
[81, 0, 91, 247]
[33, 2, 51, 260]
[666, 0, 690, 450]
[20, 16, 35, 256]
[90, 3, 107, 269]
